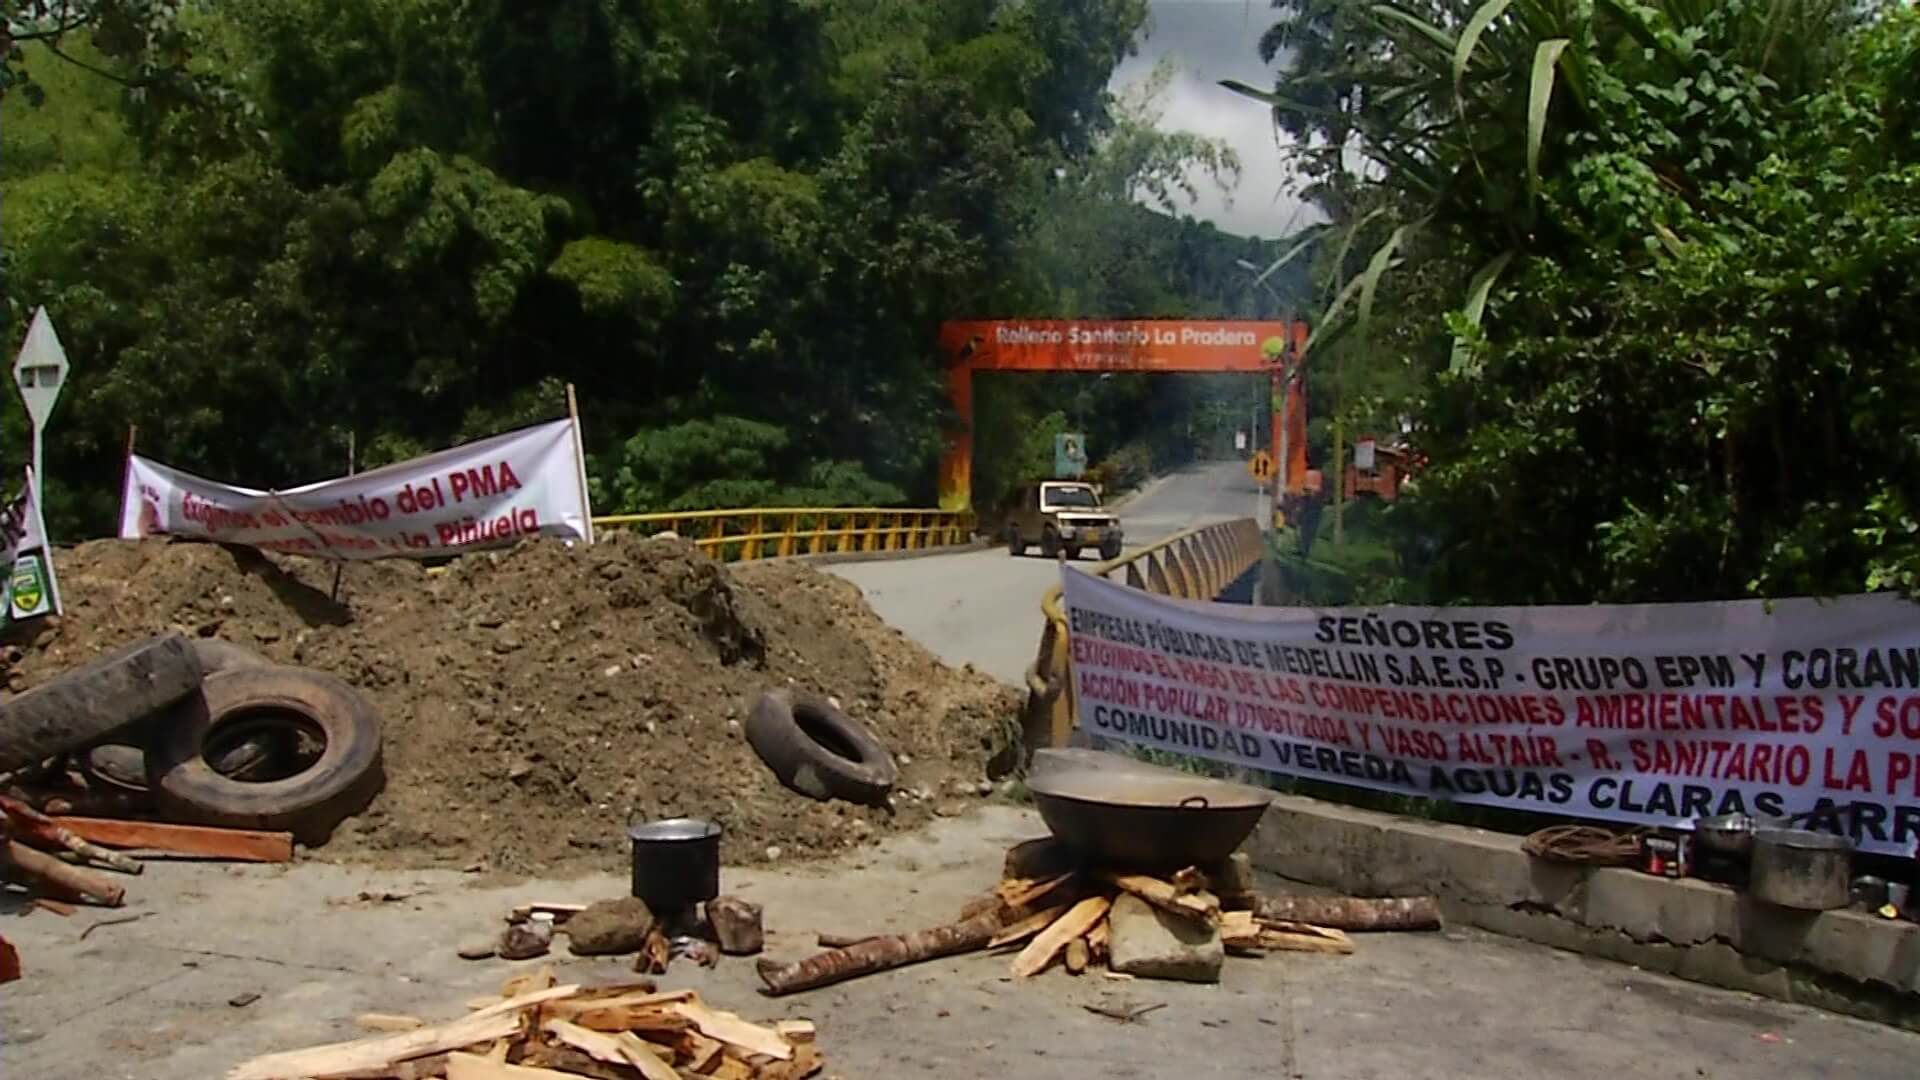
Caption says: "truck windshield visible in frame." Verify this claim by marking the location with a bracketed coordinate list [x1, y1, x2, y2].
[1042, 487, 1100, 509]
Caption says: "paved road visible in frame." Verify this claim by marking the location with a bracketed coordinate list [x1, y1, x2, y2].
[11, 807, 1913, 1080]
[829, 460, 1263, 686]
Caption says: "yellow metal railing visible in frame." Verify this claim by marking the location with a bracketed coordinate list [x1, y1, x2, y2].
[1023, 517, 1264, 754]
[592, 507, 975, 562]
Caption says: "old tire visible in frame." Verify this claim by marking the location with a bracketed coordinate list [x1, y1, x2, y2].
[0, 634, 204, 774]
[1100, 538, 1123, 561]
[746, 690, 897, 806]
[78, 639, 280, 794]
[147, 666, 384, 846]
[1040, 529, 1061, 559]
[1007, 527, 1025, 557]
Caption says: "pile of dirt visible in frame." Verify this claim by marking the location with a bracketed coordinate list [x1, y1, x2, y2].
[1, 534, 1023, 876]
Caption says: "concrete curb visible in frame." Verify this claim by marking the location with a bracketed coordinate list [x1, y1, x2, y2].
[1244, 794, 1920, 1030]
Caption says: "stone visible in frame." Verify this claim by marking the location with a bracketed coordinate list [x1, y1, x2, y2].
[1107, 893, 1224, 983]
[1203, 853, 1257, 906]
[498, 922, 552, 961]
[708, 895, 765, 956]
[456, 934, 498, 960]
[565, 897, 655, 956]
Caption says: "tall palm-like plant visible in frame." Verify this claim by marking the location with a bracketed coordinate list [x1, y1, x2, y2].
[1226, 0, 1869, 361]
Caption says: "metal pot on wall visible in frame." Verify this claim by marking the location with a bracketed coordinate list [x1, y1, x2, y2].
[1749, 827, 1853, 911]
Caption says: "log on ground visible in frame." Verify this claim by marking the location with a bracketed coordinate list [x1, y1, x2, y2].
[757, 908, 1004, 996]
[1253, 895, 1441, 932]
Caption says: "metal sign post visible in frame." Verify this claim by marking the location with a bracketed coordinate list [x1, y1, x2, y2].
[12, 308, 70, 520]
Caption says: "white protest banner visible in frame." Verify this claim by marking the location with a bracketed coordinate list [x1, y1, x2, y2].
[0, 467, 63, 626]
[1062, 568, 1920, 856]
[118, 418, 592, 560]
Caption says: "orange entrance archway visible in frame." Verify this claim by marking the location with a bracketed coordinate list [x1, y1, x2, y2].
[937, 319, 1311, 511]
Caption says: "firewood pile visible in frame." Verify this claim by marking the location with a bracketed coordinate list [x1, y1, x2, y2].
[754, 837, 1443, 995]
[225, 970, 822, 1080]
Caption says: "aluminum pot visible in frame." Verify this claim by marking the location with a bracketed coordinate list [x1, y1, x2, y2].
[1692, 813, 1756, 860]
[627, 817, 721, 913]
[1749, 827, 1852, 910]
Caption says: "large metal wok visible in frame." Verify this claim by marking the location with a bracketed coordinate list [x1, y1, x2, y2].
[1025, 758, 1274, 872]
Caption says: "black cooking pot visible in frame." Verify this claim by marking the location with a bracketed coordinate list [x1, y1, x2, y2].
[1026, 766, 1273, 873]
[627, 817, 721, 913]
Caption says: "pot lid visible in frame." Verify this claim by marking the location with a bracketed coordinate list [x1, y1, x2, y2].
[627, 817, 721, 842]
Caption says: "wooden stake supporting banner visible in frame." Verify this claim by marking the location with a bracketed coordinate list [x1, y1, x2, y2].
[330, 431, 355, 602]
[566, 383, 596, 544]
[115, 425, 138, 538]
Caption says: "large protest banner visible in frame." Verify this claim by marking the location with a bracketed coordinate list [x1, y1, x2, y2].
[0, 468, 62, 627]
[118, 419, 592, 560]
[1062, 569, 1920, 855]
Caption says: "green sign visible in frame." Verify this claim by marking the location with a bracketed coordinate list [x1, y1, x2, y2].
[7, 551, 52, 620]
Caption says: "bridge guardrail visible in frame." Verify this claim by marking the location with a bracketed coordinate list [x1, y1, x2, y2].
[1023, 517, 1264, 755]
[593, 507, 974, 562]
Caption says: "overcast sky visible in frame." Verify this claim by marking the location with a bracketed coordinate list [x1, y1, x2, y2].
[1111, 0, 1313, 239]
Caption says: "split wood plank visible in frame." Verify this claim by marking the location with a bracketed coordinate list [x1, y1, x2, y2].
[444, 1051, 581, 1079]
[681, 1032, 724, 1073]
[547, 987, 695, 1019]
[1220, 910, 1261, 946]
[1258, 922, 1355, 955]
[1103, 872, 1219, 924]
[987, 903, 1069, 949]
[49, 816, 293, 863]
[758, 1043, 825, 1080]
[516, 1046, 631, 1080]
[541, 1018, 678, 1080]
[1064, 938, 1089, 975]
[1011, 896, 1110, 978]
[507, 902, 588, 923]
[225, 985, 579, 1080]
[670, 1001, 793, 1061]
[774, 1020, 816, 1045]
[996, 873, 1073, 913]
[710, 1059, 755, 1080]
[568, 1004, 694, 1035]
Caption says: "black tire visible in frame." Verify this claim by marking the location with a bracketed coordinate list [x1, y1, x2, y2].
[1065, 546, 1083, 561]
[1007, 527, 1025, 557]
[1040, 529, 1061, 559]
[147, 666, 384, 846]
[0, 634, 204, 774]
[81, 639, 280, 794]
[745, 689, 897, 805]
[1100, 539, 1123, 561]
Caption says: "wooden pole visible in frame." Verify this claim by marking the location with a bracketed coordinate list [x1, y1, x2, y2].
[566, 383, 596, 544]
[329, 431, 354, 603]
[115, 425, 138, 537]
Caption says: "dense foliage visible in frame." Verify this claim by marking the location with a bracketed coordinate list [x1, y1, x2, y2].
[1245, 0, 1920, 603]
[2, 0, 1277, 537]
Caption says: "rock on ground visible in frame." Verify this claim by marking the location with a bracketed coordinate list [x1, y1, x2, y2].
[707, 895, 764, 955]
[1108, 893, 1224, 983]
[565, 896, 656, 956]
